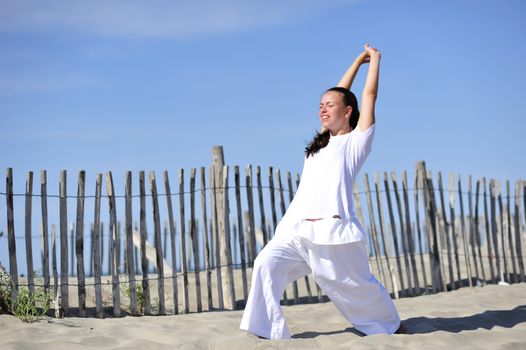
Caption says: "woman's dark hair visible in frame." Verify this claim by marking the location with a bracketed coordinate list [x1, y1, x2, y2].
[304, 87, 360, 158]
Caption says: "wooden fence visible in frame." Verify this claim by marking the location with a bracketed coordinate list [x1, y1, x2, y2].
[1, 147, 525, 318]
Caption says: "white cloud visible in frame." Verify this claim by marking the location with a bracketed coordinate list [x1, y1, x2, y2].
[0, 0, 360, 39]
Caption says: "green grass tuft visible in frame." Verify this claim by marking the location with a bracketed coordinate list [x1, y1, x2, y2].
[0, 272, 50, 323]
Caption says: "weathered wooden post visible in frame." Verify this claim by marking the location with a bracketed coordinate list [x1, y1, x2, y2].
[402, 171, 420, 294]
[6, 168, 18, 303]
[106, 171, 121, 317]
[234, 166, 248, 303]
[416, 161, 444, 293]
[212, 146, 236, 310]
[468, 176, 480, 282]
[458, 175, 473, 287]
[438, 172, 454, 289]
[200, 167, 213, 310]
[163, 171, 179, 314]
[390, 172, 414, 295]
[149, 171, 166, 315]
[373, 173, 396, 296]
[209, 165, 223, 309]
[178, 169, 190, 313]
[515, 181, 525, 282]
[25, 171, 35, 298]
[383, 172, 405, 295]
[363, 173, 387, 289]
[60, 170, 69, 314]
[489, 179, 501, 282]
[189, 168, 203, 312]
[256, 166, 268, 247]
[40, 170, 50, 294]
[124, 171, 138, 315]
[93, 173, 104, 318]
[75, 171, 86, 317]
[482, 178, 496, 283]
[413, 170, 429, 294]
[245, 165, 257, 265]
[447, 174, 461, 288]
[506, 180, 518, 283]
[139, 171, 151, 315]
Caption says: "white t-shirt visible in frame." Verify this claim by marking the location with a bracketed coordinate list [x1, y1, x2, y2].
[276, 123, 375, 245]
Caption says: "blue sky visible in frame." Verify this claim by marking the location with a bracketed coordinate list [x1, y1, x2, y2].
[1, 0, 525, 188]
[0, 0, 525, 275]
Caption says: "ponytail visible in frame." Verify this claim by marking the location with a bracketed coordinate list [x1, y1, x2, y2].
[304, 87, 360, 158]
[305, 130, 330, 158]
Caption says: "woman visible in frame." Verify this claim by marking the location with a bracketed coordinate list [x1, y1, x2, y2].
[240, 44, 402, 340]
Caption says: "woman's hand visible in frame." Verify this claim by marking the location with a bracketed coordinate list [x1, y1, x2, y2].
[357, 51, 370, 64]
[336, 44, 380, 90]
[363, 43, 381, 61]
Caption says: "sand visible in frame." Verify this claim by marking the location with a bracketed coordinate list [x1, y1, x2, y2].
[1, 283, 525, 349]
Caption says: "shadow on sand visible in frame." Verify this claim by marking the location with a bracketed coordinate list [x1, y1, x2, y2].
[292, 305, 526, 338]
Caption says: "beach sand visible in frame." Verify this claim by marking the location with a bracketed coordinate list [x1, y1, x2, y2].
[1, 283, 525, 349]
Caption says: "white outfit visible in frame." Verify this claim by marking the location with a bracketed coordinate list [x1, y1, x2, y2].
[240, 124, 401, 339]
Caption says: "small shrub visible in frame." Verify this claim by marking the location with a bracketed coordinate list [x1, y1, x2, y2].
[0, 272, 11, 314]
[0, 272, 50, 322]
[121, 283, 146, 315]
[9, 287, 50, 323]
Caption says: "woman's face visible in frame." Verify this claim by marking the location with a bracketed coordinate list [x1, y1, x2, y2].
[319, 91, 352, 135]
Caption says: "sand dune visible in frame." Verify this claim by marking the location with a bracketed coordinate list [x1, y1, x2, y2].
[1, 283, 525, 349]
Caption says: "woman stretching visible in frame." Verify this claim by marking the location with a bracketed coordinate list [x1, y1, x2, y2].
[240, 44, 402, 339]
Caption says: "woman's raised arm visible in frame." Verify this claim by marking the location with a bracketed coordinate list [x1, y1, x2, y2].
[358, 44, 381, 132]
[336, 51, 368, 90]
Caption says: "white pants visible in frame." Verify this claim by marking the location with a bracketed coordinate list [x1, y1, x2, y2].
[239, 233, 400, 339]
